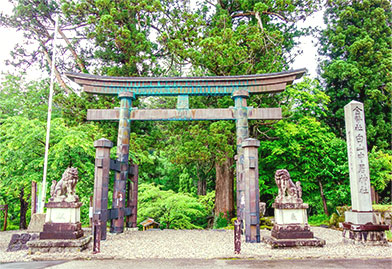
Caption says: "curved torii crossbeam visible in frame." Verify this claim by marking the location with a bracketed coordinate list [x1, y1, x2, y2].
[66, 69, 305, 121]
[66, 69, 305, 96]
[66, 68, 306, 242]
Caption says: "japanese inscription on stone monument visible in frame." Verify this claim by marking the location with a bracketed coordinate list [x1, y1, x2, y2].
[342, 101, 389, 244]
[344, 101, 372, 212]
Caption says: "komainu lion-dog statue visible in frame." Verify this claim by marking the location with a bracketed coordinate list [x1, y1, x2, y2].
[49, 167, 79, 203]
[274, 169, 302, 204]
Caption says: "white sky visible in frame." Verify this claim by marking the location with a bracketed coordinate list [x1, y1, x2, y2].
[292, 10, 325, 77]
[0, 3, 324, 81]
[0, 4, 22, 77]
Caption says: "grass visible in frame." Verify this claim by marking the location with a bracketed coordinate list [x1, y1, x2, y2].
[373, 204, 392, 212]
[308, 214, 329, 226]
[385, 230, 392, 242]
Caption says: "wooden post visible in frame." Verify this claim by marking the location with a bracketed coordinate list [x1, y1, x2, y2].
[242, 138, 260, 243]
[126, 164, 138, 228]
[89, 195, 93, 227]
[93, 213, 101, 254]
[31, 181, 37, 215]
[93, 138, 113, 240]
[234, 219, 241, 254]
[3, 205, 8, 231]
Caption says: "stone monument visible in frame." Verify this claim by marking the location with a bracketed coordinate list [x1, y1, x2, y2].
[263, 169, 325, 247]
[27, 167, 91, 253]
[7, 233, 39, 252]
[343, 101, 388, 245]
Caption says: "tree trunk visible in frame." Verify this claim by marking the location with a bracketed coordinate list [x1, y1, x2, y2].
[196, 165, 207, 196]
[215, 156, 234, 219]
[371, 186, 379, 204]
[318, 179, 329, 216]
[19, 187, 28, 229]
[197, 178, 206, 196]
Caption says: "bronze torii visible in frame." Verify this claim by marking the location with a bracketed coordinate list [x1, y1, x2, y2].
[66, 69, 305, 242]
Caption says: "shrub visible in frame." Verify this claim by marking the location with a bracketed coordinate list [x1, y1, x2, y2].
[213, 212, 228, 229]
[137, 183, 209, 229]
[260, 217, 274, 230]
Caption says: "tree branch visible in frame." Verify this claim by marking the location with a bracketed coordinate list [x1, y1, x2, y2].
[58, 28, 86, 72]
[231, 11, 287, 22]
[41, 44, 72, 93]
[255, 11, 278, 47]
[47, 17, 87, 72]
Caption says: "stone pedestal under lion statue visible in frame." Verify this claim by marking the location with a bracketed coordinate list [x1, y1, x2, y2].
[27, 168, 91, 253]
[263, 169, 325, 248]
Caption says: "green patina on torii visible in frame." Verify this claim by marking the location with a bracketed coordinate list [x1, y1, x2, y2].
[66, 69, 305, 242]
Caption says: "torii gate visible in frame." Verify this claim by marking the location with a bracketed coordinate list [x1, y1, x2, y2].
[66, 69, 305, 243]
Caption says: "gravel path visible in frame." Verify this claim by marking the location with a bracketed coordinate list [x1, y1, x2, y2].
[0, 227, 391, 263]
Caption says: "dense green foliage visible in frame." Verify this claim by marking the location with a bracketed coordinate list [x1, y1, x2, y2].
[62, 0, 162, 76]
[258, 79, 349, 215]
[0, 116, 99, 225]
[0, 75, 52, 121]
[137, 183, 211, 229]
[308, 214, 329, 226]
[159, 0, 321, 76]
[0, 77, 103, 227]
[319, 0, 392, 150]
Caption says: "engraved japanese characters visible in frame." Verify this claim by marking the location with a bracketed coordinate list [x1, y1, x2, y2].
[344, 101, 372, 214]
[342, 101, 388, 245]
[349, 106, 370, 195]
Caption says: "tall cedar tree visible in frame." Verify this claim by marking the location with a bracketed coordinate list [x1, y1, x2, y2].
[318, 0, 392, 150]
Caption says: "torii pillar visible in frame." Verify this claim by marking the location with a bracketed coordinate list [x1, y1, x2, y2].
[111, 92, 134, 233]
[232, 90, 249, 226]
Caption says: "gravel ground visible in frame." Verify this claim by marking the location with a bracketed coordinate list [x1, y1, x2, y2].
[0, 227, 391, 263]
